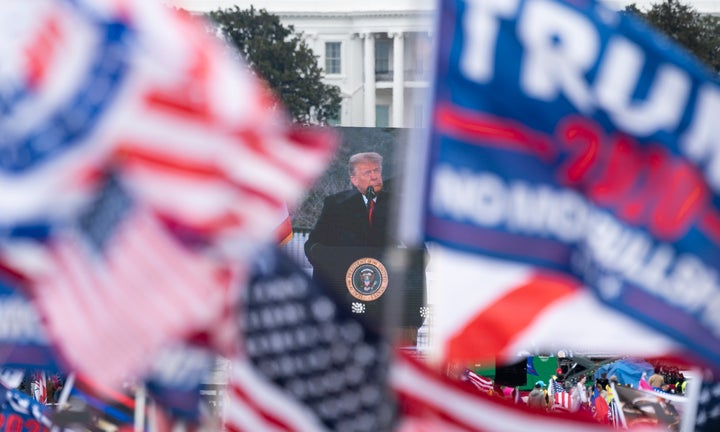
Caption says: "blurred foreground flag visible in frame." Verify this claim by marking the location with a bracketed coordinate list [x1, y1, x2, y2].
[401, 0, 720, 367]
[695, 372, 720, 432]
[0, 0, 335, 386]
[0, 269, 60, 372]
[32, 175, 224, 390]
[0, 382, 57, 432]
[224, 247, 396, 432]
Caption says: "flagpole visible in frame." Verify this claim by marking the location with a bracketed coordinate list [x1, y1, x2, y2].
[609, 382, 628, 429]
[146, 399, 157, 432]
[134, 383, 146, 432]
[57, 373, 75, 408]
[679, 368, 702, 432]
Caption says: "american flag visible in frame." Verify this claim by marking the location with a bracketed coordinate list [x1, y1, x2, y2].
[462, 369, 493, 395]
[552, 390, 571, 412]
[224, 247, 396, 432]
[32, 175, 226, 387]
[550, 379, 565, 395]
[695, 372, 720, 432]
[30, 370, 47, 405]
[549, 378, 570, 412]
[0, 0, 335, 389]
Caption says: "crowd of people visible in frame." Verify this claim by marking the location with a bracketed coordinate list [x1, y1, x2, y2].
[648, 365, 687, 395]
[453, 360, 690, 430]
[525, 369, 595, 414]
[16, 371, 65, 405]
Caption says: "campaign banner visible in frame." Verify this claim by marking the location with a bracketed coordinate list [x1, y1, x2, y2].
[0, 279, 60, 372]
[421, 0, 720, 366]
[0, 386, 55, 432]
[613, 383, 688, 430]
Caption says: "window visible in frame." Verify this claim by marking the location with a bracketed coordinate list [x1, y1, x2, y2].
[407, 33, 431, 80]
[375, 40, 390, 74]
[327, 111, 341, 126]
[325, 42, 341, 74]
[375, 105, 389, 128]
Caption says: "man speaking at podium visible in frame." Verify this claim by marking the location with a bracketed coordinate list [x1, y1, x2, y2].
[304, 151, 424, 345]
[304, 151, 393, 265]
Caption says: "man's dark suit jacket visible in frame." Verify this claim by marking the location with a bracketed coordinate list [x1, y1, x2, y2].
[304, 188, 391, 266]
[303, 184, 425, 335]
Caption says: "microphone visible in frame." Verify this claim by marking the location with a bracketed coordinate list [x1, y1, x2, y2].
[365, 185, 376, 201]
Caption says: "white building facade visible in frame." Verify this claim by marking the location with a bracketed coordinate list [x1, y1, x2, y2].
[170, 0, 719, 127]
[170, 1, 436, 127]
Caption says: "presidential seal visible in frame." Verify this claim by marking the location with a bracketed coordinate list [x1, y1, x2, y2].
[345, 257, 389, 301]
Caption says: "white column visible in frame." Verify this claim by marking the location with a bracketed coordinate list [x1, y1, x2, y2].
[305, 31, 319, 54]
[363, 32, 376, 127]
[391, 32, 405, 128]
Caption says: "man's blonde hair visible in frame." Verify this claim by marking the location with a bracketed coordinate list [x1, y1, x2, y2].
[348, 152, 383, 176]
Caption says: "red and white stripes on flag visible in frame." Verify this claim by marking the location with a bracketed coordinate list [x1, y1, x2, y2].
[463, 370, 493, 395]
[427, 249, 683, 366]
[30, 371, 47, 405]
[32, 210, 226, 387]
[224, 357, 327, 432]
[110, 5, 336, 256]
[2, 0, 335, 387]
[552, 391, 571, 412]
[392, 351, 644, 432]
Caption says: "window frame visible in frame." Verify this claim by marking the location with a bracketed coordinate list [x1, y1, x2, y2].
[324, 41, 342, 75]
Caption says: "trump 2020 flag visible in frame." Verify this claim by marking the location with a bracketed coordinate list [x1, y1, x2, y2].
[0, 383, 56, 432]
[401, 0, 720, 368]
[0, 272, 59, 372]
[0, 0, 335, 387]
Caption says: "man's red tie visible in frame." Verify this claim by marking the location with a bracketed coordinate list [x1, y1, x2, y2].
[368, 199, 375, 225]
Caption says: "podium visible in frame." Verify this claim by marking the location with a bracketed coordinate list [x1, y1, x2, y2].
[310, 246, 426, 335]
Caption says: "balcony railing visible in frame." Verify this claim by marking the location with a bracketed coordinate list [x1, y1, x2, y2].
[375, 71, 393, 81]
[373, 70, 430, 82]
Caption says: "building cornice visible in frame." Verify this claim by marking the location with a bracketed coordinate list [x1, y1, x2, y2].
[169, 0, 719, 16]
[167, 1, 436, 14]
[275, 10, 434, 19]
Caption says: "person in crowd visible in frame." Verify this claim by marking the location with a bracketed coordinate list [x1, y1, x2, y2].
[304, 152, 394, 269]
[571, 375, 589, 412]
[527, 380, 548, 410]
[502, 386, 515, 400]
[648, 366, 666, 389]
[592, 382, 610, 424]
[675, 373, 687, 395]
[596, 372, 610, 391]
[548, 373, 565, 401]
[594, 381, 608, 401]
